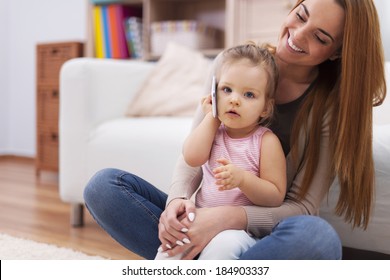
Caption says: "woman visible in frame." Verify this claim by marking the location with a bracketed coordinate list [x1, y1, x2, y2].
[84, 0, 386, 260]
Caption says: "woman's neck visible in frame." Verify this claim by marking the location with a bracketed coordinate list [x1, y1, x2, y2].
[275, 59, 318, 104]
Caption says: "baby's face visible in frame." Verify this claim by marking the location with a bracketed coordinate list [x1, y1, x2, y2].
[217, 60, 270, 138]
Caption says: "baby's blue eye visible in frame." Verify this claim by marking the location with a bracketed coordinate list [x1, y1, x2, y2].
[244, 92, 255, 98]
[223, 87, 232, 94]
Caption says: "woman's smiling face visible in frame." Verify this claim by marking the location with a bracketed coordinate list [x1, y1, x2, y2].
[276, 0, 345, 66]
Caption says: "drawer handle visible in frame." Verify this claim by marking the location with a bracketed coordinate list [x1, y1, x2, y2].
[52, 90, 58, 97]
[51, 133, 58, 141]
[51, 48, 59, 55]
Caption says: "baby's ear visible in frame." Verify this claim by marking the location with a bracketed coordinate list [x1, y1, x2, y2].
[261, 99, 274, 119]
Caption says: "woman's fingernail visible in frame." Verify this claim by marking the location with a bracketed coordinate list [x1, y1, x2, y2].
[176, 240, 184, 246]
[157, 246, 163, 252]
[188, 212, 195, 222]
[183, 238, 191, 244]
[181, 227, 189, 233]
[166, 244, 172, 249]
[163, 252, 169, 257]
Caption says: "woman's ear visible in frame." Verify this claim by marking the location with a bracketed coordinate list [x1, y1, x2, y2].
[329, 54, 340, 61]
[329, 50, 342, 61]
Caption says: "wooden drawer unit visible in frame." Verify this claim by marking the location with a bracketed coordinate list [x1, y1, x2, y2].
[36, 42, 83, 176]
[36, 129, 60, 171]
[37, 86, 60, 127]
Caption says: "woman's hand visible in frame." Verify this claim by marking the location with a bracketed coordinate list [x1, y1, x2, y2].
[162, 206, 248, 260]
[178, 207, 227, 259]
[158, 198, 195, 252]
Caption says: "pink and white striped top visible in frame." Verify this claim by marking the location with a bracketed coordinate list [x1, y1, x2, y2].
[195, 124, 270, 208]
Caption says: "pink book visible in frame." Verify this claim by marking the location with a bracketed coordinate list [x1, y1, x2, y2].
[115, 5, 130, 58]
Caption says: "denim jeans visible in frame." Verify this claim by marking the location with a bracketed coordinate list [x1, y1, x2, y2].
[83, 168, 342, 260]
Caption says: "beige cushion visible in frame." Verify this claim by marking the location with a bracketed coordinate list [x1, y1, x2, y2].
[126, 42, 212, 117]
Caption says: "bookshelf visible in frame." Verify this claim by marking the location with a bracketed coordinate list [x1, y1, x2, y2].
[86, 0, 294, 60]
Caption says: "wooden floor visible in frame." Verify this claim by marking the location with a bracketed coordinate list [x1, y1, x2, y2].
[0, 156, 143, 260]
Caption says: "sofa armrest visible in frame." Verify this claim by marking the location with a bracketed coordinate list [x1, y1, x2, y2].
[59, 58, 154, 203]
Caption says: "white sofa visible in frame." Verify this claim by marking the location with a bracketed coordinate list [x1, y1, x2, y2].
[59, 57, 390, 258]
[59, 58, 193, 225]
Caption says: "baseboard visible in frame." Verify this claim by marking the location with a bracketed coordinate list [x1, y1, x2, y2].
[0, 155, 35, 162]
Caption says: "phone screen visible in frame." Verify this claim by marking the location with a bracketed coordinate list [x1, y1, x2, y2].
[211, 76, 217, 118]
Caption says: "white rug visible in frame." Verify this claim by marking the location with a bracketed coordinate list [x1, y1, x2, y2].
[0, 233, 105, 260]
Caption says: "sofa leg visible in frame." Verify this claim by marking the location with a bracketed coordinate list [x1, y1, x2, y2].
[71, 203, 84, 227]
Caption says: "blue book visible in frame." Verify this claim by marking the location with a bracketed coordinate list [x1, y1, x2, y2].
[101, 5, 111, 58]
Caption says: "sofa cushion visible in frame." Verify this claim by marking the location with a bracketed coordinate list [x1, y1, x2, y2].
[126, 42, 212, 117]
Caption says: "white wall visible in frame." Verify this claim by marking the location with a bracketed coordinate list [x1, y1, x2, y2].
[0, 0, 86, 156]
[0, 0, 9, 153]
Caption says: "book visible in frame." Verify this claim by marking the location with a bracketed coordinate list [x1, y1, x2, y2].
[108, 4, 121, 58]
[115, 4, 130, 58]
[125, 17, 143, 59]
[101, 5, 111, 58]
[93, 5, 105, 58]
[92, 3, 142, 59]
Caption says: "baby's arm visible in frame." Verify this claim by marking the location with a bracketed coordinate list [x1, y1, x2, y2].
[214, 131, 287, 207]
[182, 96, 221, 167]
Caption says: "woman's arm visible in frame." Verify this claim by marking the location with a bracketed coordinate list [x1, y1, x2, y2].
[244, 113, 333, 237]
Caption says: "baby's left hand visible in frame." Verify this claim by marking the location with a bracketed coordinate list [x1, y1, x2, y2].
[213, 158, 244, 190]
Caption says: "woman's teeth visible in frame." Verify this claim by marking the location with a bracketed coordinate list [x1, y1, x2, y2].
[288, 37, 304, 53]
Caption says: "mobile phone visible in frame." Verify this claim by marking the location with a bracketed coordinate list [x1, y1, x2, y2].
[211, 75, 217, 118]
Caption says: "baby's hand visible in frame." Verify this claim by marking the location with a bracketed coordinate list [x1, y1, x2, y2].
[201, 95, 213, 115]
[213, 158, 244, 190]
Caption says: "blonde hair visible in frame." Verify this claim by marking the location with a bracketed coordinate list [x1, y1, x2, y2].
[290, 0, 387, 228]
[216, 42, 279, 126]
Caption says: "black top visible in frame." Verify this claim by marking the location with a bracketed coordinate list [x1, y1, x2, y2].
[269, 83, 315, 156]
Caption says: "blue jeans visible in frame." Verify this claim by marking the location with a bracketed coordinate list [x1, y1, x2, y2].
[83, 168, 342, 260]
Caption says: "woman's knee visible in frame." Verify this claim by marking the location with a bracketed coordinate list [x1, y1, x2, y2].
[83, 168, 125, 205]
[280, 215, 340, 241]
[277, 215, 342, 259]
[241, 215, 342, 260]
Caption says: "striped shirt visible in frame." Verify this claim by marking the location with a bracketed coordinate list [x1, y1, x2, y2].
[195, 124, 270, 208]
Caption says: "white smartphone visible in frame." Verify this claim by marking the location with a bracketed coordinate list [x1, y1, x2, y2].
[211, 75, 217, 118]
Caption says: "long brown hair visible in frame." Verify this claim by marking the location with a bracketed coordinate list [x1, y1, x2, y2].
[290, 0, 386, 228]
